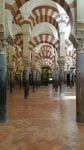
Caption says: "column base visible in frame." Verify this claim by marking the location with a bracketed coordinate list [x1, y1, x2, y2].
[0, 105, 6, 123]
[76, 114, 84, 123]
[24, 80, 29, 99]
[0, 117, 7, 123]
[60, 93, 64, 99]
[76, 119, 84, 123]
[0, 118, 8, 124]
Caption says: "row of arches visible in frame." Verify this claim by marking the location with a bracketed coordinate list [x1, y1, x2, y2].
[5, 0, 76, 71]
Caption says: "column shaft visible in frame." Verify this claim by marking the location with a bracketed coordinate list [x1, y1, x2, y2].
[23, 32, 30, 99]
[76, 50, 84, 122]
[0, 0, 6, 122]
[59, 32, 65, 99]
[59, 59, 65, 99]
[0, 50, 7, 122]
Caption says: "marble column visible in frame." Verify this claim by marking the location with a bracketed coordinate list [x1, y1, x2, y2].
[32, 50, 36, 91]
[33, 69, 37, 91]
[8, 45, 14, 92]
[37, 71, 41, 87]
[0, 37, 7, 122]
[9, 68, 14, 93]
[55, 67, 59, 92]
[23, 57, 30, 99]
[19, 71, 23, 88]
[59, 57, 65, 99]
[54, 50, 59, 91]
[0, 0, 7, 122]
[52, 70, 55, 89]
[59, 32, 65, 99]
[22, 25, 31, 99]
[76, 45, 84, 122]
[69, 68, 74, 88]
[36, 70, 39, 89]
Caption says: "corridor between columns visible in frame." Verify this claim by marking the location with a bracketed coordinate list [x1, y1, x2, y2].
[0, 85, 84, 150]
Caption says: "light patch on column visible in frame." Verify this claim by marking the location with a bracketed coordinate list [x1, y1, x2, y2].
[42, 35, 46, 42]
[48, 9, 52, 16]
[35, 9, 40, 16]
[36, 36, 40, 43]
[42, 8, 45, 16]
[52, 12, 57, 18]
[48, 35, 52, 42]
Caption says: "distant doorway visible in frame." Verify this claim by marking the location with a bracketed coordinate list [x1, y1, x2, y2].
[41, 67, 52, 85]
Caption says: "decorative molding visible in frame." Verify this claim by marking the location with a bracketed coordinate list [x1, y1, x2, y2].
[23, 56, 30, 67]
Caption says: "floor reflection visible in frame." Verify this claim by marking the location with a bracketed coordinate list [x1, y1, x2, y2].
[0, 85, 83, 150]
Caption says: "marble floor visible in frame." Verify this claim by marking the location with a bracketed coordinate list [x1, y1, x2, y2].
[0, 85, 84, 150]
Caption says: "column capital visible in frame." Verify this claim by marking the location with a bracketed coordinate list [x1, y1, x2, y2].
[60, 56, 65, 65]
[22, 24, 31, 36]
[54, 65, 59, 70]
[78, 42, 84, 52]
[8, 65, 14, 71]
[60, 56, 65, 61]
[23, 56, 30, 68]
[0, 39, 7, 52]
[0, 40, 4, 49]
[59, 31, 65, 34]
[32, 64, 36, 70]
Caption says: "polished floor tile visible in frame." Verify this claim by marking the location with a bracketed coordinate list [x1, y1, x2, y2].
[0, 85, 84, 150]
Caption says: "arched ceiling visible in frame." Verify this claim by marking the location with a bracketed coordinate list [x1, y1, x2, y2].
[29, 33, 59, 51]
[31, 23, 58, 39]
[36, 44, 55, 68]
[36, 45, 55, 60]
[19, 5, 59, 28]
[5, 1, 71, 33]
[5, 0, 73, 23]
[5, 0, 72, 41]
[29, 33, 72, 51]
[14, 33, 23, 49]
[5, 0, 76, 70]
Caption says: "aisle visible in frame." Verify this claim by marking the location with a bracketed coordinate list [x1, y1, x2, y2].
[0, 86, 84, 150]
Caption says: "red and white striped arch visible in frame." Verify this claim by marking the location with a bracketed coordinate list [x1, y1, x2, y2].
[37, 58, 55, 68]
[12, 46, 23, 72]
[13, 33, 72, 52]
[13, 10, 29, 25]
[29, 33, 59, 51]
[22, 6, 59, 28]
[36, 44, 56, 68]
[36, 55, 55, 64]
[36, 45, 55, 60]
[36, 54, 55, 61]
[14, 33, 23, 49]
[13, 46, 22, 62]
[7, 45, 23, 72]
[7, 6, 59, 28]
[5, 0, 73, 24]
